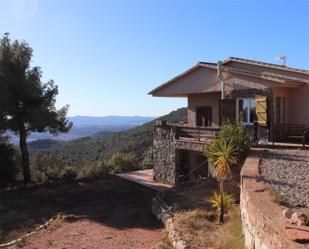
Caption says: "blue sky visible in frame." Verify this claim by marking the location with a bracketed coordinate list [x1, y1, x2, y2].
[1, 0, 309, 116]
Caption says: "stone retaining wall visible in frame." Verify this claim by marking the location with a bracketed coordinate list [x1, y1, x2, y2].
[240, 153, 306, 249]
[152, 193, 189, 249]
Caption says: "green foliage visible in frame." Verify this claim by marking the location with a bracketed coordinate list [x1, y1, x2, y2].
[106, 152, 139, 174]
[209, 192, 235, 214]
[141, 147, 153, 169]
[60, 167, 78, 181]
[205, 122, 248, 223]
[215, 121, 250, 158]
[30, 108, 187, 170]
[0, 33, 72, 135]
[17, 108, 187, 184]
[30, 152, 77, 182]
[0, 33, 72, 184]
[0, 136, 17, 187]
[79, 160, 109, 179]
[205, 121, 250, 179]
[206, 140, 238, 181]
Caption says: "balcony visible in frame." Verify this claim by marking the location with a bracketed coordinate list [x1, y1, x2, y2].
[175, 125, 219, 142]
[154, 120, 219, 152]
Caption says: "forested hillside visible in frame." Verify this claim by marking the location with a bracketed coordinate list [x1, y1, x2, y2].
[29, 108, 187, 180]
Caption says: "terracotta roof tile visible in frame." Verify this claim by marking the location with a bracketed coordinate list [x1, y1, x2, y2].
[224, 57, 309, 75]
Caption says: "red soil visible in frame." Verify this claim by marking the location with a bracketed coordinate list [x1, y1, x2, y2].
[1, 176, 163, 249]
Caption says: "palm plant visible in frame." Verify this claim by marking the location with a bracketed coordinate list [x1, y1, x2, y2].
[206, 140, 238, 223]
[209, 192, 235, 214]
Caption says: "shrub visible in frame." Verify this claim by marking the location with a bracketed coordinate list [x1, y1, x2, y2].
[0, 136, 17, 188]
[106, 152, 139, 174]
[60, 167, 77, 181]
[209, 121, 250, 161]
[209, 192, 235, 214]
[141, 147, 153, 169]
[79, 160, 109, 179]
[30, 152, 70, 182]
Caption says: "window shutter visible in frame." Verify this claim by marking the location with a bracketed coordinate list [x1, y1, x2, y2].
[219, 99, 236, 124]
[256, 97, 267, 125]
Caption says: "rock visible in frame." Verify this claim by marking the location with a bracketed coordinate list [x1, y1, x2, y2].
[290, 212, 308, 226]
[286, 228, 309, 242]
[283, 208, 294, 218]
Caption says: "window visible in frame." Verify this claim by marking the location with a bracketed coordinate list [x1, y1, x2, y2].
[237, 98, 257, 124]
[196, 106, 212, 127]
[275, 97, 286, 124]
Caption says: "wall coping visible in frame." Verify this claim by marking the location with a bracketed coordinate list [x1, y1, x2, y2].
[241, 150, 308, 249]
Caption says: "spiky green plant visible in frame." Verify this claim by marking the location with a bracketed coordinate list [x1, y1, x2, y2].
[206, 140, 238, 223]
[209, 192, 235, 214]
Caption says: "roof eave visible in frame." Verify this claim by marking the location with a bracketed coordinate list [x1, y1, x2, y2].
[148, 63, 216, 96]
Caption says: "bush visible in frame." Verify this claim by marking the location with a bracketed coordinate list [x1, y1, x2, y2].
[205, 122, 250, 176]
[141, 147, 153, 169]
[106, 152, 139, 174]
[60, 167, 77, 181]
[79, 160, 109, 179]
[30, 152, 74, 182]
[0, 136, 17, 188]
[210, 121, 250, 160]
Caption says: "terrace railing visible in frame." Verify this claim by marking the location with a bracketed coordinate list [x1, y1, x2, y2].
[174, 126, 219, 142]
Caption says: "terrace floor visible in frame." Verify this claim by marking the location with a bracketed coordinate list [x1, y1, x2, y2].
[117, 169, 172, 192]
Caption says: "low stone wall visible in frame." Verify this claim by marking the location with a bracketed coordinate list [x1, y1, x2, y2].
[240, 153, 307, 249]
[152, 193, 189, 249]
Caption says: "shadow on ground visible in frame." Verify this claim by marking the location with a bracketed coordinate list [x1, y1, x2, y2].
[0, 176, 163, 244]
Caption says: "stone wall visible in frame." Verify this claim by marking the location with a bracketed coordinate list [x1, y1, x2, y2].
[153, 121, 178, 185]
[240, 153, 305, 249]
[152, 193, 189, 249]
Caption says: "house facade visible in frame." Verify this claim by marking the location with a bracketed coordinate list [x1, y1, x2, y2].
[149, 57, 309, 185]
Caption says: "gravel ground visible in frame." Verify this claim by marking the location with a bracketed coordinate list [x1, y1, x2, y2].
[259, 148, 309, 207]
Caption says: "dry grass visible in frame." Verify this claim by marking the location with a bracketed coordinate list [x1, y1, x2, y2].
[174, 209, 215, 248]
[210, 207, 245, 249]
[16, 237, 29, 248]
[265, 185, 288, 206]
[163, 179, 245, 249]
[46, 214, 65, 231]
[173, 207, 244, 249]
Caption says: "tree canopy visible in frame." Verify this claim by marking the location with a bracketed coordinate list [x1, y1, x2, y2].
[0, 33, 72, 184]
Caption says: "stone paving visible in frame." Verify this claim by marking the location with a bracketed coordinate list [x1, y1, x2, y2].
[259, 148, 309, 207]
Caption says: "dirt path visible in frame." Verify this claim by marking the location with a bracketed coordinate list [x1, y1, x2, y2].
[0, 176, 163, 249]
[17, 218, 162, 249]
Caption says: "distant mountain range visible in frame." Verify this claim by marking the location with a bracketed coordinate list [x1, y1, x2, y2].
[68, 115, 156, 126]
[8, 115, 156, 144]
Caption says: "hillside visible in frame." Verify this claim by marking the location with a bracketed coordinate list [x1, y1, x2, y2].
[10, 116, 156, 144]
[31, 108, 187, 168]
